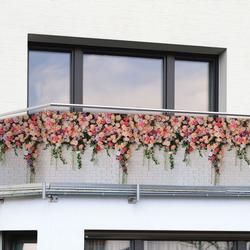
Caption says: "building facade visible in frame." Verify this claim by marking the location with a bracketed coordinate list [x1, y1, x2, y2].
[1, 1, 250, 249]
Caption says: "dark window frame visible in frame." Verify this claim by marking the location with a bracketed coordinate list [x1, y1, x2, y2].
[28, 34, 224, 111]
[2, 231, 37, 250]
[85, 230, 249, 250]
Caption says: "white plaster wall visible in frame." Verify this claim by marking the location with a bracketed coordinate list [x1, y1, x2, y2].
[0, 232, 2, 250]
[1, 146, 250, 186]
[0, 0, 250, 114]
[1, 196, 250, 250]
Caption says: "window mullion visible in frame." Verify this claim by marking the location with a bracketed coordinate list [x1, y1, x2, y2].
[134, 240, 144, 250]
[209, 57, 219, 111]
[163, 56, 167, 109]
[73, 48, 83, 105]
[166, 56, 175, 109]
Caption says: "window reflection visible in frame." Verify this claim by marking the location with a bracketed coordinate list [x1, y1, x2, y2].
[175, 60, 209, 111]
[144, 241, 234, 250]
[29, 51, 70, 107]
[14, 243, 37, 250]
[83, 54, 163, 108]
[247, 242, 250, 250]
[87, 240, 130, 250]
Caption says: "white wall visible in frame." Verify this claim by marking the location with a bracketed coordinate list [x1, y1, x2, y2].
[1, 196, 250, 250]
[0, 0, 250, 113]
[0, 232, 2, 250]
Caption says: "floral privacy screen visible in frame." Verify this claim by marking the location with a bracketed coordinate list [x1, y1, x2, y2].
[0, 111, 249, 183]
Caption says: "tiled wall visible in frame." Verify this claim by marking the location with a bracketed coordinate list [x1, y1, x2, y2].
[1, 146, 250, 186]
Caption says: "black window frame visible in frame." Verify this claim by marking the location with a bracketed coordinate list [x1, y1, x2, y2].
[2, 230, 37, 250]
[84, 230, 250, 250]
[28, 34, 224, 111]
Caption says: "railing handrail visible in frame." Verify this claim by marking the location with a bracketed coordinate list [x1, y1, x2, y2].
[0, 102, 250, 118]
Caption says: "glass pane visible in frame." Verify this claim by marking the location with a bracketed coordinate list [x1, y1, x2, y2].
[175, 60, 209, 111]
[247, 242, 250, 250]
[144, 241, 234, 250]
[87, 240, 130, 250]
[29, 51, 70, 107]
[83, 54, 163, 108]
[14, 243, 37, 250]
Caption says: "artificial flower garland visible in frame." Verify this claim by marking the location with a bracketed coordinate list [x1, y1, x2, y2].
[0, 111, 249, 183]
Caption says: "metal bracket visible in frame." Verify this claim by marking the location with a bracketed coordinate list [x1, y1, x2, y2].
[128, 184, 140, 204]
[48, 195, 58, 203]
[42, 182, 46, 199]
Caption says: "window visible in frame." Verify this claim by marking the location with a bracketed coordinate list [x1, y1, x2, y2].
[2, 231, 37, 250]
[85, 230, 250, 250]
[28, 34, 223, 111]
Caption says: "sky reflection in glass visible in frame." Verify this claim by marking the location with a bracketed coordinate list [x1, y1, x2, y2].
[175, 60, 209, 111]
[29, 52, 209, 111]
[29, 51, 70, 106]
[83, 54, 163, 108]
[144, 241, 233, 250]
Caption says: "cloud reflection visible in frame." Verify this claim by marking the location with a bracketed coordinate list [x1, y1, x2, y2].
[29, 52, 209, 112]
[29, 51, 70, 106]
[83, 54, 163, 108]
[175, 60, 209, 111]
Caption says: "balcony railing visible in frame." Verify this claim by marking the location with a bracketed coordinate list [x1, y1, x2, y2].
[0, 103, 250, 189]
[1, 102, 250, 118]
[2, 183, 250, 203]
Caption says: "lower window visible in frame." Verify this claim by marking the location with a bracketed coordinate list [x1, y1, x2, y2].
[2, 231, 37, 250]
[85, 231, 250, 250]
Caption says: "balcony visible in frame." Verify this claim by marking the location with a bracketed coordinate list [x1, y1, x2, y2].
[0, 103, 250, 198]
